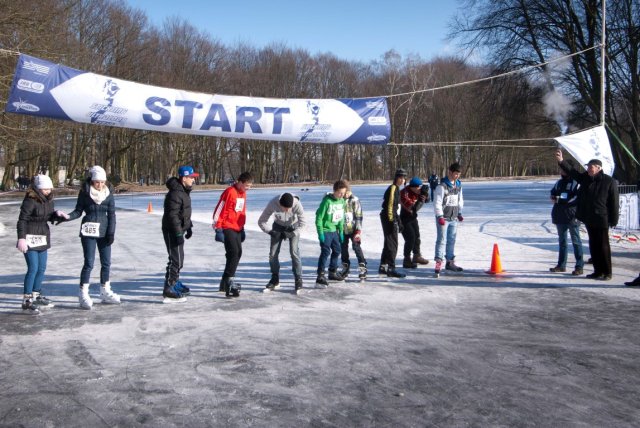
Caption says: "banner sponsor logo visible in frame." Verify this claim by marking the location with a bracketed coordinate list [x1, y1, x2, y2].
[5, 54, 390, 145]
[11, 101, 40, 112]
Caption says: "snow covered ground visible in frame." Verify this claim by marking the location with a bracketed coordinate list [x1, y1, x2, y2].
[1, 180, 639, 426]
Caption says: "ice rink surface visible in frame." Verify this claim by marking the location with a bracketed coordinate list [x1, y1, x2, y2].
[1, 180, 639, 427]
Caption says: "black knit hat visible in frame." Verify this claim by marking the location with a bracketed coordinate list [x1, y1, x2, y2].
[395, 168, 408, 178]
[279, 193, 294, 208]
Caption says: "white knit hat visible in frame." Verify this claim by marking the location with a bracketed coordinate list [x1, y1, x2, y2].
[90, 166, 107, 181]
[34, 174, 53, 190]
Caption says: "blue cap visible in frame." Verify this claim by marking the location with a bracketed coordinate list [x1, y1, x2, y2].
[178, 166, 199, 178]
[409, 177, 423, 187]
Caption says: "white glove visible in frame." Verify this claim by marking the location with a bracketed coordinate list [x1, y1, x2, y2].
[17, 239, 28, 253]
[56, 210, 70, 219]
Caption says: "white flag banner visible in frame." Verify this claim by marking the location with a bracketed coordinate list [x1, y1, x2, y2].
[554, 126, 615, 176]
[5, 54, 391, 145]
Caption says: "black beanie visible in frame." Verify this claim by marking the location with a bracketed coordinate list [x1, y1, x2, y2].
[279, 193, 294, 208]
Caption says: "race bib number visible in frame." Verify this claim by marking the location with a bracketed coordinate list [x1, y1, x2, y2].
[332, 207, 345, 223]
[345, 212, 353, 223]
[81, 222, 100, 237]
[559, 192, 568, 200]
[444, 194, 459, 207]
[235, 198, 245, 212]
[25, 234, 47, 247]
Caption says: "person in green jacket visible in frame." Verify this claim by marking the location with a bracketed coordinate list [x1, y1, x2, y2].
[315, 180, 348, 288]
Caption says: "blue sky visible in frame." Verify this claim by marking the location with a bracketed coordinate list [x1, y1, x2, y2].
[125, 0, 464, 63]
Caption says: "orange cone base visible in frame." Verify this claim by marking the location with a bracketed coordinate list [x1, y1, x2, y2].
[486, 243, 504, 274]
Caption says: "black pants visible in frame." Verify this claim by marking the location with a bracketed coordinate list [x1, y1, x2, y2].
[163, 229, 184, 285]
[585, 225, 612, 276]
[341, 233, 366, 266]
[223, 229, 243, 279]
[379, 214, 398, 268]
[401, 217, 421, 258]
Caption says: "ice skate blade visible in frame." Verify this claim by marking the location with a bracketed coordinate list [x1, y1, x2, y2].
[163, 296, 187, 304]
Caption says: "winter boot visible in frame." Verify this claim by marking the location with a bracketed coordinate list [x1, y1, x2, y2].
[549, 266, 566, 273]
[434, 259, 443, 277]
[358, 263, 367, 280]
[294, 277, 304, 292]
[386, 267, 406, 278]
[79, 284, 93, 310]
[175, 280, 190, 296]
[22, 294, 40, 314]
[100, 281, 121, 304]
[328, 269, 345, 282]
[339, 262, 350, 278]
[403, 257, 417, 269]
[218, 278, 225, 292]
[315, 272, 328, 289]
[226, 277, 241, 298]
[266, 274, 280, 290]
[412, 254, 430, 265]
[445, 260, 463, 272]
[32, 291, 52, 307]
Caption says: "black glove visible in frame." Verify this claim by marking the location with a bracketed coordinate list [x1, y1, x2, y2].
[269, 230, 280, 237]
[53, 216, 67, 226]
[420, 184, 430, 200]
[284, 225, 295, 233]
[185, 228, 192, 239]
[175, 233, 185, 246]
[105, 234, 114, 246]
[284, 230, 296, 239]
[240, 229, 246, 242]
[215, 228, 224, 243]
[398, 221, 404, 233]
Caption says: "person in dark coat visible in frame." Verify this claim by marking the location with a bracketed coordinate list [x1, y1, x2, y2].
[16, 175, 68, 313]
[378, 169, 407, 278]
[161, 165, 198, 301]
[555, 149, 619, 280]
[61, 166, 119, 308]
[549, 165, 584, 275]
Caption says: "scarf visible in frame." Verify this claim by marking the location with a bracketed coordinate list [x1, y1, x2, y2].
[89, 185, 110, 205]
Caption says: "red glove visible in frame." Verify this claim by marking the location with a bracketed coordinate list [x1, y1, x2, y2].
[457, 214, 464, 222]
[354, 231, 361, 243]
[437, 217, 446, 226]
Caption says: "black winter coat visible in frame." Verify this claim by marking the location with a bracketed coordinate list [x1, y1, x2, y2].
[550, 176, 579, 225]
[559, 160, 619, 228]
[67, 179, 116, 238]
[16, 187, 57, 251]
[162, 177, 193, 235]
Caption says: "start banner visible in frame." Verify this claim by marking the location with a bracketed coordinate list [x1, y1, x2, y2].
[5, 54, 390, 145]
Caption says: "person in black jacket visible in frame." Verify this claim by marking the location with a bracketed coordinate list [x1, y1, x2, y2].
[378, 169, 407, 278]
[61, 166, 119, 309]
[549, 165, 584, 275]
[161, 165, 197, 301]
[555, 150, 619, 280]
[16, 175, 68, 313]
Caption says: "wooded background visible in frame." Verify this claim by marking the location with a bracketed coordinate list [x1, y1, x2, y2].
[0, 0, 637, 188]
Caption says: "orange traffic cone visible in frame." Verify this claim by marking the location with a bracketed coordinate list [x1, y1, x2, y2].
[147, 201, 153, 213]
[486, 243, 504, 274]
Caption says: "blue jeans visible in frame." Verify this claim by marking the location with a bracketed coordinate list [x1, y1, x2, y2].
[23, 250, 47, 295]
[317, 231, 341, 274]
[270, 232, 302, 279]
[435, 218, 458, 262]
[556, 223, 584, 269]
[80, 236, 111, 284]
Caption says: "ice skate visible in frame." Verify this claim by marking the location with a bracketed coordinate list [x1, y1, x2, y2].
[403, 257, 417, 269]
[79, 284, 93, 310]
[339, 262, 350, 278]
[315, 273, 328, 289]
[32, 291, 54, 308]
[434, 260, 443, 278]
[358, 263, 367, 281]
[386, 268, 406, 278]
[265, 274, 280, 291]
[163, 282, 187, 303]
[412, 255, 430, 265]
[445, 260, 463, 272]
[100, 282, 121, 304]
[22, 295, 41, 315]
[378, 264, 388, 277]
[175, 280, 191, 296]
[226, 277, 241, 298]
[294, 277, 303, 293]
[328, 269, 345, 282]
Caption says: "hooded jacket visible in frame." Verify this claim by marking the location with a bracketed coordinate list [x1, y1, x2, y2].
[16, 187, 57, 251]
[162, 177, 193, 235]
[212, 183, 247, 232]
[316, 193, 346, 235]
[67, 178, 116, 238]
[258, 194, 305, 234]
[433, 176, 463, 221]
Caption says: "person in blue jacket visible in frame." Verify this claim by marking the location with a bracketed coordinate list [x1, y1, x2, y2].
[61, 166, 119, 309]
[549, 163, 584, 275]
